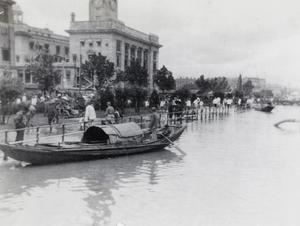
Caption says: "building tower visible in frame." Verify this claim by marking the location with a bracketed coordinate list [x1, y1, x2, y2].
[13, 4, 23, 23]
[89, 0, 118, 21]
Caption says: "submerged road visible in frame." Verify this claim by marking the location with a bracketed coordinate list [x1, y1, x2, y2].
[0, 106, 300, 226]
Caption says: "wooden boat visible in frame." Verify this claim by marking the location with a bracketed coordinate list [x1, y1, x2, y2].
[254, 103, 275, 113]
[0, 123, 186, 165]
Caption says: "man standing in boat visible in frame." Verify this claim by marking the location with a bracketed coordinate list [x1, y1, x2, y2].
[84, 101, 97, 127]
[149, 107, 160, 141]
[105, 102, 115, 124]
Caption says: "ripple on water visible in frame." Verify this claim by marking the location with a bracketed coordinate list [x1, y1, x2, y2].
[0, 106, 300, 226]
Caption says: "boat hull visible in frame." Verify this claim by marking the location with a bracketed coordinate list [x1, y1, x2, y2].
[254, 105, 274, 113]
[0, 125, 186, 165]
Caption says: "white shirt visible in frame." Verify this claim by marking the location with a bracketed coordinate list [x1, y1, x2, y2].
[84, 105, 96, 122]
[186, 100, 191, 107]
[31, 96, 38, 106]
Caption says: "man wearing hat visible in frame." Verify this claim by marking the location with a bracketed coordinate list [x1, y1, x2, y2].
[14, 105, 29, 144]
[149, 107, 160, 141]
[84, 101, 96, 126]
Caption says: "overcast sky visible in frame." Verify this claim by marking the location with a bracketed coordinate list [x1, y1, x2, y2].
[16, 0, 300, 87]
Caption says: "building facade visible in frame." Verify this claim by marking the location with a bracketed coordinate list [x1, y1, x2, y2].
[67, 0, 162, 90]
[13, 5, 76, 93]
[0, 0, 15, 77]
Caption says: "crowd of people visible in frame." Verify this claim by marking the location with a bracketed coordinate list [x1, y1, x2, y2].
[11, 90, 264, 144]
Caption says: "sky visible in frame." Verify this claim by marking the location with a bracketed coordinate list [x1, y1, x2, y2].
[16, 0, 300, 87]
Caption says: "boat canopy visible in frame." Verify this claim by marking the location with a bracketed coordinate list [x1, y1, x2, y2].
[81, 122, 144, 144]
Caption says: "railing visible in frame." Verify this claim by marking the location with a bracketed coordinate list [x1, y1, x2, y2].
[0, 106, 231, 146]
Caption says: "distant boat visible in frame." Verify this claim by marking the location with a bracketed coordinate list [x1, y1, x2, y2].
[253, 103, 275, 113]
[0, 123, 186, 166]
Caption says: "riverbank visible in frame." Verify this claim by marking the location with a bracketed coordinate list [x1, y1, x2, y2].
[0, 108, 152, 131]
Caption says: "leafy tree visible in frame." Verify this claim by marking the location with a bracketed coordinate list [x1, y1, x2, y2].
[174, 87, 191, 101]
[28, 53, 61, 95]
[128, 86, 148, 113]
[236, 74, 243, 93]
[124, 60, 149, 87]
[99, 88, 115, 110]
[149, 90, 160, 108]
[0, 73, 24, 124]
[195, 75, 211, 94]
[115, 86, 128, 114]
[195, 75, 230, 94]
[81, 53, 115, 91]
[154, 65, 176, 93]
[209, 77, 230, 93]
[243, 80, 254, 97]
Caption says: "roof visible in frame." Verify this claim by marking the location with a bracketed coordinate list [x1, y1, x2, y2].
[82, 122, 143, 143]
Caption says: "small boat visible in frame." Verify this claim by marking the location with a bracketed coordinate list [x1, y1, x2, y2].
[0, 123, 186, 165]
[253, 103, 275, 113]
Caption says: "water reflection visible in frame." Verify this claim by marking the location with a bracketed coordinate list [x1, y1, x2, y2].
[0, 150, 182, 226]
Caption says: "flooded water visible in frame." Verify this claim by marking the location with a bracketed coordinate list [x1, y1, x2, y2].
[0, 106, 300, 226]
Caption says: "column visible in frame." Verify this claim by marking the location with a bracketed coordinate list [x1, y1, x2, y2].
[141, 48, 144, 67]
[148, 48, 154, 91]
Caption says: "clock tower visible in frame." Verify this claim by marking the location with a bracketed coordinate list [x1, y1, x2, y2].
[89, 0, 118, 21]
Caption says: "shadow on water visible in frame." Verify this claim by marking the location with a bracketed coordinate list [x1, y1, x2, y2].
[0, 150, 183, 225]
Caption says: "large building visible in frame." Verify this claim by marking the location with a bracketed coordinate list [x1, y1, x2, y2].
[0, 0, 15, 77]
[13, 5, 76, 93]
[67, 0, 162, 90]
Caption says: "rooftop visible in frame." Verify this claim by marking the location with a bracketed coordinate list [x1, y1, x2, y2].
[67, 19, 161, 47]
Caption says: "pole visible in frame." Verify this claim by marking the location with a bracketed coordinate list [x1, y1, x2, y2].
[62, 124, 65, 144]
[36, 127, 40, 144]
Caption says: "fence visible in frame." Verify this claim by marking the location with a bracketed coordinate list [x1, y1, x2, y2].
[0, 106, 231, 146]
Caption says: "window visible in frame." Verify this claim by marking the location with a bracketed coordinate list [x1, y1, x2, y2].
[124, 43, 129, 67]
[44, 44, 49, 52]
[97, 41, 101, 47]
[80, 41, 85, 47]
[29, 41, 34, 50]
[56, 46, 60, 55]
[16, 55, 20, 63]
[66, 70, 71, 81]
[0, 6, 8, 23]
[116, 40, 122, 52]
[130, 46, 136, 62]
[144, 50, 148, 69]
[116, 54, 121, 67]
[2, 48, 10, 61]
[17, 70, 23, 81]
[137, 48, 142, 64]
[65, 47, 69, 56]
[89, 42, 93, 47]
[25, 70, 31, 84]
[72, 54, 77, 63]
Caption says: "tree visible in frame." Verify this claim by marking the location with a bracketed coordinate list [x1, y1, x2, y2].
[150, 90, 160, 108]
[154, 65, 176, 93]
[195, 75, 211, 94]
[195, 75, 230, 94]
[99, 88, 115, 110]
[115, 86, 128, 114]
[209, 77, 230, 93]
[243, 80, 254, 97]
[174, 87, 191, 101]
[124, 60, 149, 87]
[0, 73, 24, 124]
[236, 74, 243, 93]
[81, 53, 115, 91]
[28, 53, 61, 95]
[128, 86, 148, 113]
